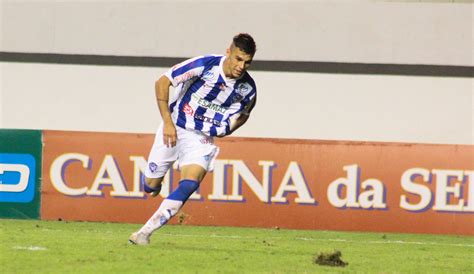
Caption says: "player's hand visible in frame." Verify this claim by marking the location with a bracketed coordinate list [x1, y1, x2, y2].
[163, 122, 177, 147]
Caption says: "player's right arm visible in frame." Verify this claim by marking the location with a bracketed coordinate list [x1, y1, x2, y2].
[155, 75, 176, 147]
[158, 55, 211, 144]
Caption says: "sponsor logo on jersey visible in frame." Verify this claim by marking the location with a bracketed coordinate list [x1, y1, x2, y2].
[191, 94, 227, 114]
[201, 71, 215, 82]
[183, 103, 194, 116]
[231, 94, 244, 103]
[0, 153, 36, 203]
[200, 136, 213, 144]
[174, 71, 195, 84]
[194, 114, 222, 126]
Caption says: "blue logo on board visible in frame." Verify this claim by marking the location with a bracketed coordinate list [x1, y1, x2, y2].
[0, 153, 36, 203]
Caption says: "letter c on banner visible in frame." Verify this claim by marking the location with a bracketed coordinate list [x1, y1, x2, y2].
[50, 153, 90, 196]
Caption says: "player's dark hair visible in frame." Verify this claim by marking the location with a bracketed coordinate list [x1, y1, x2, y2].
[233, 33, 257, 56]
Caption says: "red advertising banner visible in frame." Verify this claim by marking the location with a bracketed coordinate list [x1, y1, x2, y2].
[41, 130, 474, 235]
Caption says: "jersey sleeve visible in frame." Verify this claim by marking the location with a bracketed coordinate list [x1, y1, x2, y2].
[241, 94, 257, 115]
[163, 56, 209, 87]
[221, 90, 257, 136]
[228, 88, 257, 117]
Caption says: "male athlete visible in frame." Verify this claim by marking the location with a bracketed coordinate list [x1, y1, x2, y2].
[129, 33, 257, 245]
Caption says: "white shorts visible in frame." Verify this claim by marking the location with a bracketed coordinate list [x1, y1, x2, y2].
[144, 124, 220, 179]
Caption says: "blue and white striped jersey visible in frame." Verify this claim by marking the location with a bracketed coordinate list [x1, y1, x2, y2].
[164, 55, 257, 137]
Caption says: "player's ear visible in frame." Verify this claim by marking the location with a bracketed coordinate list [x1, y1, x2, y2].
[226, 48, 230, 57]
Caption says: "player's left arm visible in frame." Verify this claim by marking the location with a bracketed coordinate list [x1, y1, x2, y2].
[227, 96, 256, 135]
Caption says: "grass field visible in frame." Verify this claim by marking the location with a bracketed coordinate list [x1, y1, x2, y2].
[1, 219, 473, 273]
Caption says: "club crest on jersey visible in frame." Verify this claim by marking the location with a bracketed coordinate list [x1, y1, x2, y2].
[237, 83, 250, 93]
[231, 83, 250, 103]
[183, 103, 194, 116]
[219, 83, 226, 90]
[149, 162, 158, 173]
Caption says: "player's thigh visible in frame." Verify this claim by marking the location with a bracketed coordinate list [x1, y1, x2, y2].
[178, 138, 219, 178]
[145, 139, 178, 181]
[175, 127, 220, 182]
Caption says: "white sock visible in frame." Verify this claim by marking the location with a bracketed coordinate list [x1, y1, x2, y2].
[138, 199, 183, 235]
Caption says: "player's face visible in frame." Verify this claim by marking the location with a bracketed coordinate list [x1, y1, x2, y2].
[226, 46, 253, 78]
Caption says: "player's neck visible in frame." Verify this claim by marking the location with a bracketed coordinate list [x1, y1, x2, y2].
[222, 58, 233, 79]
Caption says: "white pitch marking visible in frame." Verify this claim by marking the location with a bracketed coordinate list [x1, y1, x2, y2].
[160, 233, 474, 248]
[13, 246, 47, 251]
[161, 233, 253, 239]
[294, 237, 474, 248]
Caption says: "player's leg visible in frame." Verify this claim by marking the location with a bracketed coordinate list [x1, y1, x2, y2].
[131, 164, 206, 244]
[129, 165, 175, 245]
[148, 163, 207, 226]
[180, 163, 207, 182]
[129, 127, 177, 245]
[156, 164, 207, 225]
[153, 164, 207, 224]
[146, 138, 219, 229]
[144, 177, 164, 197]
[129, 129, 219, 245]
[142, 125, 177, 197]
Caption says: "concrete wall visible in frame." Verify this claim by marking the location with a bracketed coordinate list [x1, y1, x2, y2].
[2, 62, 472, 144]
[1, 1, 473, 144]
[1, 1, 471, 65]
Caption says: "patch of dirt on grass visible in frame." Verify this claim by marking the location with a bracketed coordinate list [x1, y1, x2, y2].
[177, 212, 189, 224]
[313, 250, 348, 267]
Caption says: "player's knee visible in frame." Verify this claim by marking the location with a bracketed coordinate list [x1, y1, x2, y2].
[145, 177, 163, 188]
[180, 164, 207, 182]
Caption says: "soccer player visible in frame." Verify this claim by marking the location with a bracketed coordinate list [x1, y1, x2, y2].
[129, 33, 257, 245]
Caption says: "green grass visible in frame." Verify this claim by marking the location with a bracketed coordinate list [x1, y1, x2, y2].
[1, 219, 473, 273]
